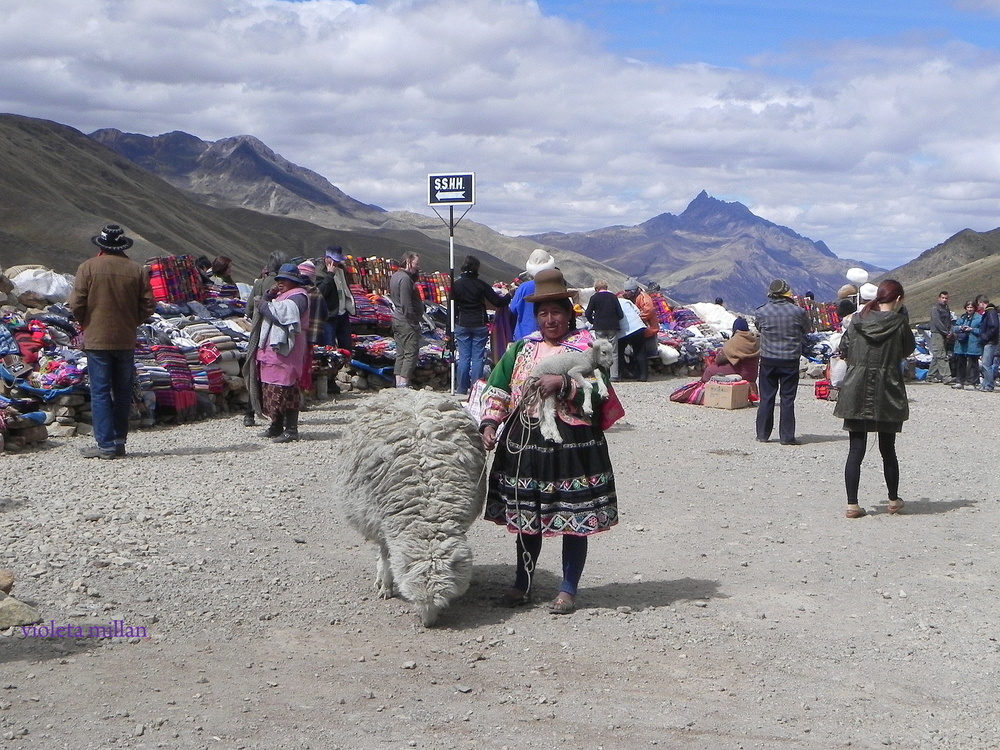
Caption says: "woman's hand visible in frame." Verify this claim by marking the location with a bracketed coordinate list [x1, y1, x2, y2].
[536, 374, 565, 398]
[481, 424, 497, 451]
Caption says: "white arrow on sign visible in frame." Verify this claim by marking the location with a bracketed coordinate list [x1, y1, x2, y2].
[436, 190, 467, 200]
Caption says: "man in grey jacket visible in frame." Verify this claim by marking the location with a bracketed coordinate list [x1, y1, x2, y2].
[927, 291, 952, 383]
[389, 252, 422, 389]
[754, 279, 810, 445]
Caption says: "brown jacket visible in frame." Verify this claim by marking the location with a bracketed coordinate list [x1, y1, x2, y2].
[69, 253, 155, 350]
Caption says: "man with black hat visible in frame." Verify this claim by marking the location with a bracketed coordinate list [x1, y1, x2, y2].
[69, 225, 155, 459]
[754, 279, 810, 445]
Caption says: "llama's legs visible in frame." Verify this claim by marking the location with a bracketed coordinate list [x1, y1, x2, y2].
[375, 541, 394, 599]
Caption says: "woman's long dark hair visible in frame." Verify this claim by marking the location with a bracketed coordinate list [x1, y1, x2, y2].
[460, 255, 480, 275]
[861, 279, 904, 316]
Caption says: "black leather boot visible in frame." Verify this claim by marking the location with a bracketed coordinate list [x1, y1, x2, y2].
[273, 411, 299, 443]
[258, 413, 284, 438]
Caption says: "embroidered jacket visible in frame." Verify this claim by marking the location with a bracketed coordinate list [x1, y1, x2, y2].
[480, 329, 619, 429]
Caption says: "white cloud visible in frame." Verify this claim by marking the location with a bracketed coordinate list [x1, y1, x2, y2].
[2, 0, 1000, 267]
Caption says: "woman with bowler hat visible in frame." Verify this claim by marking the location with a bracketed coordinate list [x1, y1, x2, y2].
[479, 268, 623, 615]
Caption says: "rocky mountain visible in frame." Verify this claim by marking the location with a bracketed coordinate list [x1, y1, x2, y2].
[6, 112, 997, 316]
[89, 129, 385, 223]
[88, 128, 626, 290]
[0, 114, 520, 284]
[528, 191, 883, 312]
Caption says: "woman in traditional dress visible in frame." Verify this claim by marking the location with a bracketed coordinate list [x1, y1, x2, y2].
[249, 264, 311, 443]
[479, 269, 623, 614]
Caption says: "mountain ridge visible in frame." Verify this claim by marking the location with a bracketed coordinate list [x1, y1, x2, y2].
[2, 113, 999, 318]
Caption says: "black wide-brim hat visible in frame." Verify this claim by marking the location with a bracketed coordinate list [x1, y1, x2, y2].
[91, 224, 134, 252]
[525, 268, 575, 303]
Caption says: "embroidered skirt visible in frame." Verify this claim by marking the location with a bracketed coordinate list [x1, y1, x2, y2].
[485, 416, 618, 536]
[261, 382, 300, 417]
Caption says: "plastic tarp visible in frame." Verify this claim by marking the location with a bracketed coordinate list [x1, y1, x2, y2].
[11, 269, 74, 303]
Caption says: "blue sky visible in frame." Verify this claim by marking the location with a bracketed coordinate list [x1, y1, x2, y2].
[536, 1, 1000, 68]
[4, 0, 1000, 268]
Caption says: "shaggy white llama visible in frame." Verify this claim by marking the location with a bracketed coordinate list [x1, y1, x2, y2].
[529, 338, 615, 443]
[340, 389, 486, 626]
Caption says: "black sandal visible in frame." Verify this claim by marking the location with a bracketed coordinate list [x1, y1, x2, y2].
[498, 590, 530, 607]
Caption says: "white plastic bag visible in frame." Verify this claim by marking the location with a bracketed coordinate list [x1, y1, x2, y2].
[11, 269, 74, 303]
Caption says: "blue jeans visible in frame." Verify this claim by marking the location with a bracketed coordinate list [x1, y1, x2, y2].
[87, 349, 135, 451]
[322, 313, 354, 351]
[454, 325, 489, 395]
[756, 360, 799, 443]
[980, 343, 997, 390]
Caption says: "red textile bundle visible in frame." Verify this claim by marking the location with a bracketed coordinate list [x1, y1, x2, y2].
[146, 255, 204, 303]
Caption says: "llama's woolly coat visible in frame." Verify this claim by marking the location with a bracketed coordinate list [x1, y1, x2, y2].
[339, 389, 486, 625]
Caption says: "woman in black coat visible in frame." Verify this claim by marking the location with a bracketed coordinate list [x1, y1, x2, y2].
[833, 279, 915, 519]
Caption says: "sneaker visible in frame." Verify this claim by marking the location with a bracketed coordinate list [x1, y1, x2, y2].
[780, 439, 802, 446]
[272, 430, 299, 443]
[80, 446, 117, 460]
[952, 383, 965, 389]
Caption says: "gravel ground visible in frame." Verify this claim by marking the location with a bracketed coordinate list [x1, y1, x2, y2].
[1, 376, 999, 749]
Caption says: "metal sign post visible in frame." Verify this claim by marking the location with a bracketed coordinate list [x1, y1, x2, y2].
[428, 173, 475, 395]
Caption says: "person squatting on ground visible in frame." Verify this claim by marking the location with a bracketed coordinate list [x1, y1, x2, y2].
[951, 300, 982, 390]
[833, 279, 915, 519]
[584, 279, 624, 379]
[479, 268, 624, 615]
[975, 295, 998, 392]
[389, 252, 422, 389]
[70, 225, 156, 459]
[249, 263, 311, 443]
[927, 291, 952, 384]
[754, 278, 810, 445]
[701, 317, 760, 398]
[450, 254, 510, 396]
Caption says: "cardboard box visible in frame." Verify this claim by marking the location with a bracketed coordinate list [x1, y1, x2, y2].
[703, 381, 750, 410]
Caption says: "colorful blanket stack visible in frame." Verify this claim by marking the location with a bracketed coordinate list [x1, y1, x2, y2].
[151, 345, 195, 391]
[650, 293, 672, 325]
[146, 255, 204, 304]
[351, 286, 395, 328]
[662, 307, 703, 330]
[416, 272, 450, 305]
[343, 256, 397, 294]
